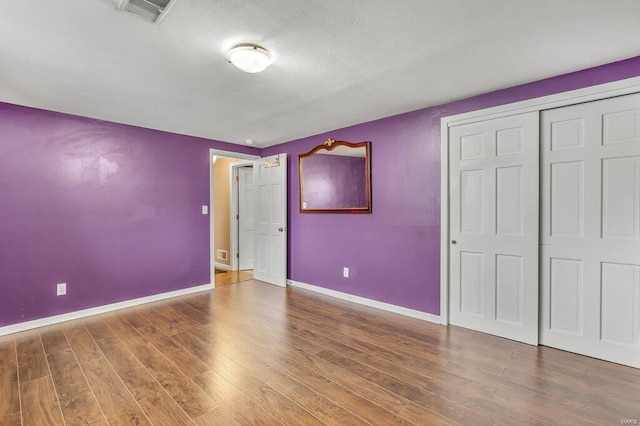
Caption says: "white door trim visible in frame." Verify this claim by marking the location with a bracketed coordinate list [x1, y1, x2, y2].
[230, 160, 254, 271]
[209, 149, 259, 287]
[440, 75, 640, 325]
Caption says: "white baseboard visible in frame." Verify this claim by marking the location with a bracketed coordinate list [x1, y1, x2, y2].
[0, 283, 213, 337]
[288, 280, 440, 324]
[214, 262, 231, 271]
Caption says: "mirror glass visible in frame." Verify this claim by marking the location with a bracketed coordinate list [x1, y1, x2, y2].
[298, 140, 371, 213]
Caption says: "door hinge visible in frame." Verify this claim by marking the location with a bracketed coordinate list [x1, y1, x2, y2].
[236, 175, 239, 182]
[236, 214, 239, 220]
[236, 253, 240, 258]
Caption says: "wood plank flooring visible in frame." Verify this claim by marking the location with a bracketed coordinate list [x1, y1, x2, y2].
[1, 279, 639, 425]
[214, 270, 253, 287]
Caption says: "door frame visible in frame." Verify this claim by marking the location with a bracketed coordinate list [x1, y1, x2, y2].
[230, 160, 254, 271]
[209, 149, 259, 287]
[440, 75, 640, 325]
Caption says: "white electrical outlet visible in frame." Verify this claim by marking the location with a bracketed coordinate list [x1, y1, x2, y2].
[343, 267, 349, 278]
[202, 205, 208, 215]
[56, 283, 67, 296]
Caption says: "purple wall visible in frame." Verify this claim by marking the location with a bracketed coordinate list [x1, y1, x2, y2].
[0, 103, 259, 327]
[2, 55, 640, 328]
[301, 155, 367, 209]
[263, 55, 640, 315]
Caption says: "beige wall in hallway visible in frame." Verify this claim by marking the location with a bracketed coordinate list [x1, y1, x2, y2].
[213, 157, 243, 267]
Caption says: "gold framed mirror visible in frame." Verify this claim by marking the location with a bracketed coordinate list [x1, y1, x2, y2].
[298, 139, 372, 213]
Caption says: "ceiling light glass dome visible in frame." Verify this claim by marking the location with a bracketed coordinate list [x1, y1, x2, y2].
[227, 44, 273, 73]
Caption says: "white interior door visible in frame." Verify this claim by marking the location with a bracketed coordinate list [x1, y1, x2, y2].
[449, 112, 539, 345]
[238, 166, 255, 270]
[541, 93, 640, 367]
[253, 154, 287, 287]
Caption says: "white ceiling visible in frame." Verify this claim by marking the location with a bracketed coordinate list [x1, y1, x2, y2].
[2, 1, 640, 147]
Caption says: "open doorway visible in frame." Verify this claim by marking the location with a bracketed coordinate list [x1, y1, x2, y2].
[209, 149, 259, 287]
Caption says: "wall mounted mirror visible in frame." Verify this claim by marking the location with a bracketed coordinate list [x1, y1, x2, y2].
[298, 139, 372, 213]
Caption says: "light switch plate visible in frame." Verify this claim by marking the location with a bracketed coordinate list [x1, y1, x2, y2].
[343, 267, 349, 278]
[202, 205, 208, 215]
[57, 283, 67, 296]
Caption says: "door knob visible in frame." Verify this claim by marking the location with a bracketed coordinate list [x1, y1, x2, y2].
[451, 240, 457, 245]
[278, 227, 284, 232]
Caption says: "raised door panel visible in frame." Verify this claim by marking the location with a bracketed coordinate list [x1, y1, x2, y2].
[496, 254, 523, 324]
[460, 170, 483, 233]
[549, 257, 583, 335]
[603, 108, 640, 146]
[496, 166, 522, 236]
[459, 252, 483, 316]
[460, 133, 484, 161]
[601, 262, 639, 347]
[602, 157, 640, 240]
[496, 128, 523, 156]
[550, 161, 583, 237]
[550, 118, 584, 151]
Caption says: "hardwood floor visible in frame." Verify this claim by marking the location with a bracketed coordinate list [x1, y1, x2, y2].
[1, 280, 638, 425]
[214, 270, 253, 287]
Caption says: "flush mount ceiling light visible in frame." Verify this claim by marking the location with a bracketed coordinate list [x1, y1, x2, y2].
[227, 44, 273, 73]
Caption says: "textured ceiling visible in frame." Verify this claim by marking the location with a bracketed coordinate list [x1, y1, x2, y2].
[1, 0, 640, 147]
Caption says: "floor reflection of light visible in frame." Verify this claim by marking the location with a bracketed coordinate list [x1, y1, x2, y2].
[209, 282, 290, 371]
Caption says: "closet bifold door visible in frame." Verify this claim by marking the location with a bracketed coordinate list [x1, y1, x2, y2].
[448, 112, 539, 345]
[540, 93, 640, 368]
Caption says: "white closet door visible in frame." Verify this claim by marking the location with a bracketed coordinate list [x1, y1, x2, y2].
[238, 166, 255, 271]
[449, 112, 539, 345]
[541, 93, 640, 368]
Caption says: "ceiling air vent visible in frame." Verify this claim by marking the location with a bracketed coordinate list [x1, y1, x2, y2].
[117, 0, 176, 24]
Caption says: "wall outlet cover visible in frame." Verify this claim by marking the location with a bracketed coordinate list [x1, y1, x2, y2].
[343, 267, 349, 278]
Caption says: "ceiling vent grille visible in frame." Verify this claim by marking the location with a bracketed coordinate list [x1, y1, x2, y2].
[117, 0, 176, 24]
